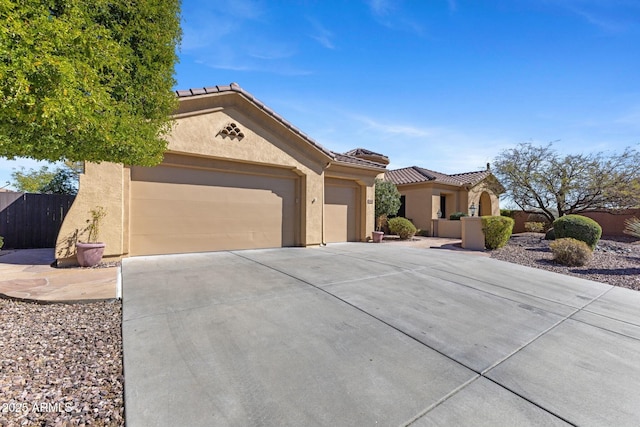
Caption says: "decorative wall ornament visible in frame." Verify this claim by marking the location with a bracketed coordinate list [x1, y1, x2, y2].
[218, 123, 245, 140]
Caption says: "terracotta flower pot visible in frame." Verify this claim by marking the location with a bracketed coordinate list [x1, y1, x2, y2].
[76, 242, 106, 267]
[372, 231, 384, 243]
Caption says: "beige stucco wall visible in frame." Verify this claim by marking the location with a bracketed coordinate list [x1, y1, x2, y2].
[395, 178, 501, 237]
[461, 216, 485, 250]
[433, 219, 462, 238]
[397, 183, 470, 236]
[56, 162, 127, 266]
[468, 181, 501, 216]
[55, 91, 381, 263]
[397, 186, 431, 231]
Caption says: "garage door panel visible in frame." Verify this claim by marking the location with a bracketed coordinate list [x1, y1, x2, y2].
[325, 181, 359, 243]
[130, 164, 296, 256]
[324, 204, 350, 242]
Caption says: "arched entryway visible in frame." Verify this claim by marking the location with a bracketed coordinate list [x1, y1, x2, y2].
[479, 191, 492, 216]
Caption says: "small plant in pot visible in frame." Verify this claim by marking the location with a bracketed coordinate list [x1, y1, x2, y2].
[76, 206, 107, 267]
[373, 178, 401, 243]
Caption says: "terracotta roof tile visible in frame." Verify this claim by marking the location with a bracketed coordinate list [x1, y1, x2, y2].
[344, 148, 389, 159]
[332, 153, 386, 169]
[387, 167, 491, 187]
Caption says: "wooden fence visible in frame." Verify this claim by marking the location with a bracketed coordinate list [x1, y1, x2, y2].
[0, 192, 76, 249]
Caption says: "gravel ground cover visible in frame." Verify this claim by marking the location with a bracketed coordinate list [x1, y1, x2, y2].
[491, 233, 640, 291]
[0, 299, 123, 427]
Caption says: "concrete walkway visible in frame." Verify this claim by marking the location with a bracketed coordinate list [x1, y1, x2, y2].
[122, 243, 640, 426]
[0, 248, 118, 302]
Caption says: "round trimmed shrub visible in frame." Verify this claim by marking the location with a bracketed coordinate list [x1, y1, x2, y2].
[549, 238, 593, 266]
[388, 217, 417, 240]
[544, 228, 555, 240]
[553, 215, 602, 249]
[481, 216, 514, 250]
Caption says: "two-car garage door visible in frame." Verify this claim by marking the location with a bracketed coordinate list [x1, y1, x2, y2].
[129, 162, 298, 256]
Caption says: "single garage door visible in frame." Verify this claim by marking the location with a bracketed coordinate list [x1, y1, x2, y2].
[130, 163, 297, 256]
[324, 178, 359, 243]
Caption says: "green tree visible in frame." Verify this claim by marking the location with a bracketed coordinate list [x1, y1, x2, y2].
[11, 164, 78, 194]
[0, 0, 182, 166]
[492, 142, 640, 223]
[374, 178, 401, 230]
[40, 166, 78, 194]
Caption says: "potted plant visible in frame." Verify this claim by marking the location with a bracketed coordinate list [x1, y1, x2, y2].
[373, 178, 401, 243]
[76, 206, 107, 267]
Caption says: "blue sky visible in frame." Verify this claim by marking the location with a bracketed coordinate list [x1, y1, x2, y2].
[1, 0, 639, 189]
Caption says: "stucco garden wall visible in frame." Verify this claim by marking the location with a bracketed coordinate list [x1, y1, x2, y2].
[433, 219, 462, 238]
[512, 209, 640, 236]
[56, 162, 127, 266]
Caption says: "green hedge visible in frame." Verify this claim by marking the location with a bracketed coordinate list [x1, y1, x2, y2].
[553, 215, 602, 249]
[449, 212, 467, 220]
[388, 217, 417, 240]
[0, 235, 3, 250]
[481, 216, 514, 249]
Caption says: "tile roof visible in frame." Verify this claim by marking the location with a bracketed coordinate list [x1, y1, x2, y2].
[332, 153, 387, 169]
[344, 148, 389, 160]
[175, 83, 385, 170]
[386, 166, 491, 187]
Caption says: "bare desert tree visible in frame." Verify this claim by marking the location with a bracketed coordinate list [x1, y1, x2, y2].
[492, 142, 640, 223]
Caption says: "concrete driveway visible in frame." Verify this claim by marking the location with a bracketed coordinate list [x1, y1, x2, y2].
[122, 244, 640, 426]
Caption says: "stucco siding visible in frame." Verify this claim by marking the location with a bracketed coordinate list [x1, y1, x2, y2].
[55, 89, 381, 263]
[56, 162, 126, 266]
[400, 187, 432, 231]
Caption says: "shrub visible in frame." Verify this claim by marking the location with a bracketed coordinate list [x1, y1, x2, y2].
[524, 222, 545, 233]
[0, 235, 3, 250]
[449, 212, 467, 220]
[549, 238, 593, 266]
[624, 217, 640, 239]
[500, 209, 517, 218]
[375, 178, 401, 230]
[526, 213, 552, 231]
[553, 215, 602, 249]
[388, 217, 417, 240]
[527, 212, 548, 223]
[545, 228, 556, 240]
[481, 216, 514, 249]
